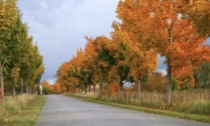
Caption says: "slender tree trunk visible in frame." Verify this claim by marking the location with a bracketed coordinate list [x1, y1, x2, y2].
[29, 85, 31, 94]
[167, 26, 172, 104]
[93, 83, 96, 95]
[21, 78, 23, 94]
[120, 82, 123, 92]
[0, 64, 4, 99]
[35, 84, 38, 95]
[12, 84, 16, 99]
[72, 84, 75, 94]
[88, 84, 91, 92]
[137, 78, 141, 97]
[84, 84, 87, 94]
[26, 83, 28, 94]
[120, 77, 123, 92]
[99, 82, 102, 93]
[167, 56, 172, 104]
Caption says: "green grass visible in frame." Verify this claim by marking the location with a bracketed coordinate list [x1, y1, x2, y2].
[0, 95, 46, 126]
[66, 93, 210, 123]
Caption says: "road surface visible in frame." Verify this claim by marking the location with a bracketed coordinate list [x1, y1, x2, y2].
[36, 95, 209, 126]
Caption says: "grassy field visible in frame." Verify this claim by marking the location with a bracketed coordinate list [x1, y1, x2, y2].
[0, 94, 46, 126]
[66, 90, 210, 123]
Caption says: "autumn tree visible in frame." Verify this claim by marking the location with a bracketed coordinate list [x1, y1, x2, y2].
[87, 36, 115, 92]
[110, 36, 131, 92]
[73, 49, 93, 94]
[41, 81, 52, 95]
[52, 82, 62, 94]
[0, 0, 44, 98]
[116, 0, 210, 103]
[84, 39, 98, 94]
[0, 0, 18, 98]
[56, 62, 72, 92]
[113, 1, 157, 95]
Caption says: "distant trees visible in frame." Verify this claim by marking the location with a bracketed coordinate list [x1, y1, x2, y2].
[0, 0, 44, 99]
[41, 81, 62, 94]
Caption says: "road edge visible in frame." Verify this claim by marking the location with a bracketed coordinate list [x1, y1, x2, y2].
[66, 94, 210, 123]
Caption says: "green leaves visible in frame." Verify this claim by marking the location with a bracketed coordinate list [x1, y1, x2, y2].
[0, 0, 44, 96]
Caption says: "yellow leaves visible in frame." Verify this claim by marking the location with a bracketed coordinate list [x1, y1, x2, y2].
[11, 67, 20, 80]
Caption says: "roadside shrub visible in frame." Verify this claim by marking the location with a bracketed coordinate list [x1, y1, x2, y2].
[0, 94, 36, 115]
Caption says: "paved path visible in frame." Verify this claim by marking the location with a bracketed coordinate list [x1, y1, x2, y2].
[36, 95, 209, 126]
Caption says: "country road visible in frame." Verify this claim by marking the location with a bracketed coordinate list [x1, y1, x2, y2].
[36, 95, 209, 126]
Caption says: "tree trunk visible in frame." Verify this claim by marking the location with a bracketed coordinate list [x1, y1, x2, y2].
[137, 78, 141, 97]
[26, 83, 28, 94]
[167, 26, 172, 104]
[93, 83, 96, 95]
[167, 56, 172, 104]
[0, 64, 4, 99]
[12, 84, 16, 99]
[29, 85, 31, 94]
[99, 82, 102, 93]
[120, 77, 123, 92]
[88, 84, 91, 92]
[35, 84, 38, 95]
[84, 84, 87, 94]
[21, 78, 23, 94]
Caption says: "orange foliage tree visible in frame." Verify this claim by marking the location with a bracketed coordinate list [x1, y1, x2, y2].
[56, 62, 71, 92]
[86, 36, 115, 92]
[113, 1, 158, 95]
[52, 83, 62, 94]
[116, 0, 210, 103]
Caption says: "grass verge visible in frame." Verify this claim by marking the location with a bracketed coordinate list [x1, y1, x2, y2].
[66, 93, 210, 123]
[0, 95, 46, 126]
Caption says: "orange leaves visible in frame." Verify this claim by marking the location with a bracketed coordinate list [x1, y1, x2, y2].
[56, 0, 210, 94]
[109, 83, 119, 93]
[52, 83, 62, 94]
[116, 0, 210, 92]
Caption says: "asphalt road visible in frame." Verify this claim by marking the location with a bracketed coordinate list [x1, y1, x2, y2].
[36, 95, 209, 126]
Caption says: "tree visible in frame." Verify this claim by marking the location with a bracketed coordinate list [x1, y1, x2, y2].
[6, 13, 27, 98]
[116, 0, 210, 103]
[84, 39, 98, 94]
[56, 62, 71, 93]
[52, 83, 62, 94]
[0, 0, 18, 98]
[111, 37, 131, 91]
[87, 36, 115, 92]
[114, 1, 157, 95]
[0, 0, 44, 98]
[41, 81, 52, 95]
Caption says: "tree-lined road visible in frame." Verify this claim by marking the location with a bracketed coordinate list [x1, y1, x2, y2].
[36, 95, 209, 126]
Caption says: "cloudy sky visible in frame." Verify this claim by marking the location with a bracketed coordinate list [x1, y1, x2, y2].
[17, 0, 121, 84]
[17, 0, 209, 84]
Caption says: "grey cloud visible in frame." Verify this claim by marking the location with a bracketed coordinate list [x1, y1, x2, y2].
[18, 0, 119, 82]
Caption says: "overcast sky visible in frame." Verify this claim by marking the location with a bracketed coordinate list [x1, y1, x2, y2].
[17, 0, 121, 84]
[17, 0, 209, 84]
